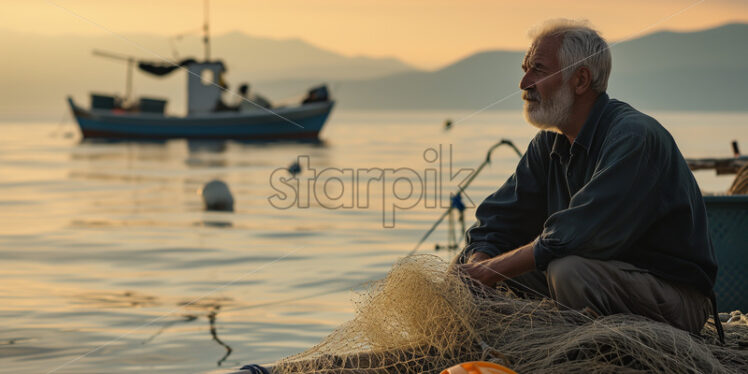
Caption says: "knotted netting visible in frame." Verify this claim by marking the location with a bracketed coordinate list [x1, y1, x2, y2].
[271, 255, 748, 373]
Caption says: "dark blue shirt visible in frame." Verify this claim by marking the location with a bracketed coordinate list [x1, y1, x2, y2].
[464, 93, 717, 296]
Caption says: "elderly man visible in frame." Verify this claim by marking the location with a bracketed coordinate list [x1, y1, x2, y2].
[459, 20, 721, 338]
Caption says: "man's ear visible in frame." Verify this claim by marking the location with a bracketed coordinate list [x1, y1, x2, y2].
[574, 66, 592, 95]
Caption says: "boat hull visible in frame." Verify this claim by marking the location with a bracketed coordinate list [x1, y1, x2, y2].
[68, 98, 334, 141]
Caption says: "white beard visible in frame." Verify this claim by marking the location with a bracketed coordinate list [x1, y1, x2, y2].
[523, 83, 574, 132]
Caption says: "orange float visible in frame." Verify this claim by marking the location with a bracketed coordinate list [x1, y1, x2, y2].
[441, 361, 517, 374]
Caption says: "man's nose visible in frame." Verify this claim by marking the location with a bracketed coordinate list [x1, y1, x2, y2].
[519, 73, 534, 91]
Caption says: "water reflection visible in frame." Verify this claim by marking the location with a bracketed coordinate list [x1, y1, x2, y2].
[73, 290, 161, 308]
[178, 297, 237, 366]
[197, 220, 234, 228]
[71, 289, 237, 367]
[186, 140, 230, 168]
[187, 140, 229, 154]
[70, 138, 333, 170]
[72, 140, 174, 162]
[64, 139, 336, 224]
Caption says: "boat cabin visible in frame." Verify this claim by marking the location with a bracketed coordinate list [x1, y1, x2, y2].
[89, 57, 230, 117]
[186, 61, 226, 115]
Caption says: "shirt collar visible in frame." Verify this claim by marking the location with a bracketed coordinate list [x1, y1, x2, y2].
[550, 92, 609, 159]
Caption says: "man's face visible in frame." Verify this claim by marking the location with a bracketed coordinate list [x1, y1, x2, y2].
[520, 36, 574, 131]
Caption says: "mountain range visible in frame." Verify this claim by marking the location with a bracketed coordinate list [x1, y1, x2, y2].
[0, 23, 746, 119]
[282, 22, 747, 112]
[0, 29, 415, 118]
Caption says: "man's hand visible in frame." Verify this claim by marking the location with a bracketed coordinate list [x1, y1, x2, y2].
[458, 244, 537, 287]
[460, 258, 505, 287]
[467, 251, 492, 264]
[447, 250, 491, 274]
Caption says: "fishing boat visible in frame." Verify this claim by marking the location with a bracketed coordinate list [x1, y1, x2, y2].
[67, 4, 334, 141]
[67, 89, 334, 141]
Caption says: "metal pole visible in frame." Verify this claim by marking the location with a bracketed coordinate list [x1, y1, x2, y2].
[204, 0, 210, 61]
[408, 139, 523, 256]
[126, 58, 133, 101]
[92, 49, 138, 102]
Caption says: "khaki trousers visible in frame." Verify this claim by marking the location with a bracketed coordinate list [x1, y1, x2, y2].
[506, 255, 710, 334]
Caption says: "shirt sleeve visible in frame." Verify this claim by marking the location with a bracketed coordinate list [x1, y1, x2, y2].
[533, 128, 663, 270]
[461, 133, 550, 260]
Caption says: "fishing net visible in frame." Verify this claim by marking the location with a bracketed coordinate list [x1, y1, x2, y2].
[728, 164, 748, 195]
[271, 255, 748, 373]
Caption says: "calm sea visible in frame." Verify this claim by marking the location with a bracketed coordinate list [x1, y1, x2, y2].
[0, 110, 745, 373]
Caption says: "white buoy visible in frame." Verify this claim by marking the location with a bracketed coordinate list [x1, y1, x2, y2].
[200, 179, 234, 212]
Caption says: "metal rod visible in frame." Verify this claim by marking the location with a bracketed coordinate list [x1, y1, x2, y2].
[408, 139, 523, 256]
[204, 0, 211, 61]
[92, 49, 137, 62]
[732, 140, 741, 157]
[126, 59, 133, 101]
[93, 50, 136, 101]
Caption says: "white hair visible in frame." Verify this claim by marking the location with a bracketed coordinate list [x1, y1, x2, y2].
[529, 19, 612, 93]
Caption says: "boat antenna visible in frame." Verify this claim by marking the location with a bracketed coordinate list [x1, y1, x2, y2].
[203, 0, 211, 61]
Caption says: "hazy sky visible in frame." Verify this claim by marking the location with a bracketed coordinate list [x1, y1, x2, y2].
[3, 0, 747, 68]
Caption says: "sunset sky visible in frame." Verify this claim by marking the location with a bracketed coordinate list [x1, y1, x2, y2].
[2, 0, 747, 68]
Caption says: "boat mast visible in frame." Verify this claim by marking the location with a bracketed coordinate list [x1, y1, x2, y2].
[203, 0, 210, 61]
[93, 49, 135, 102]
[126, 58, 133, 100]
